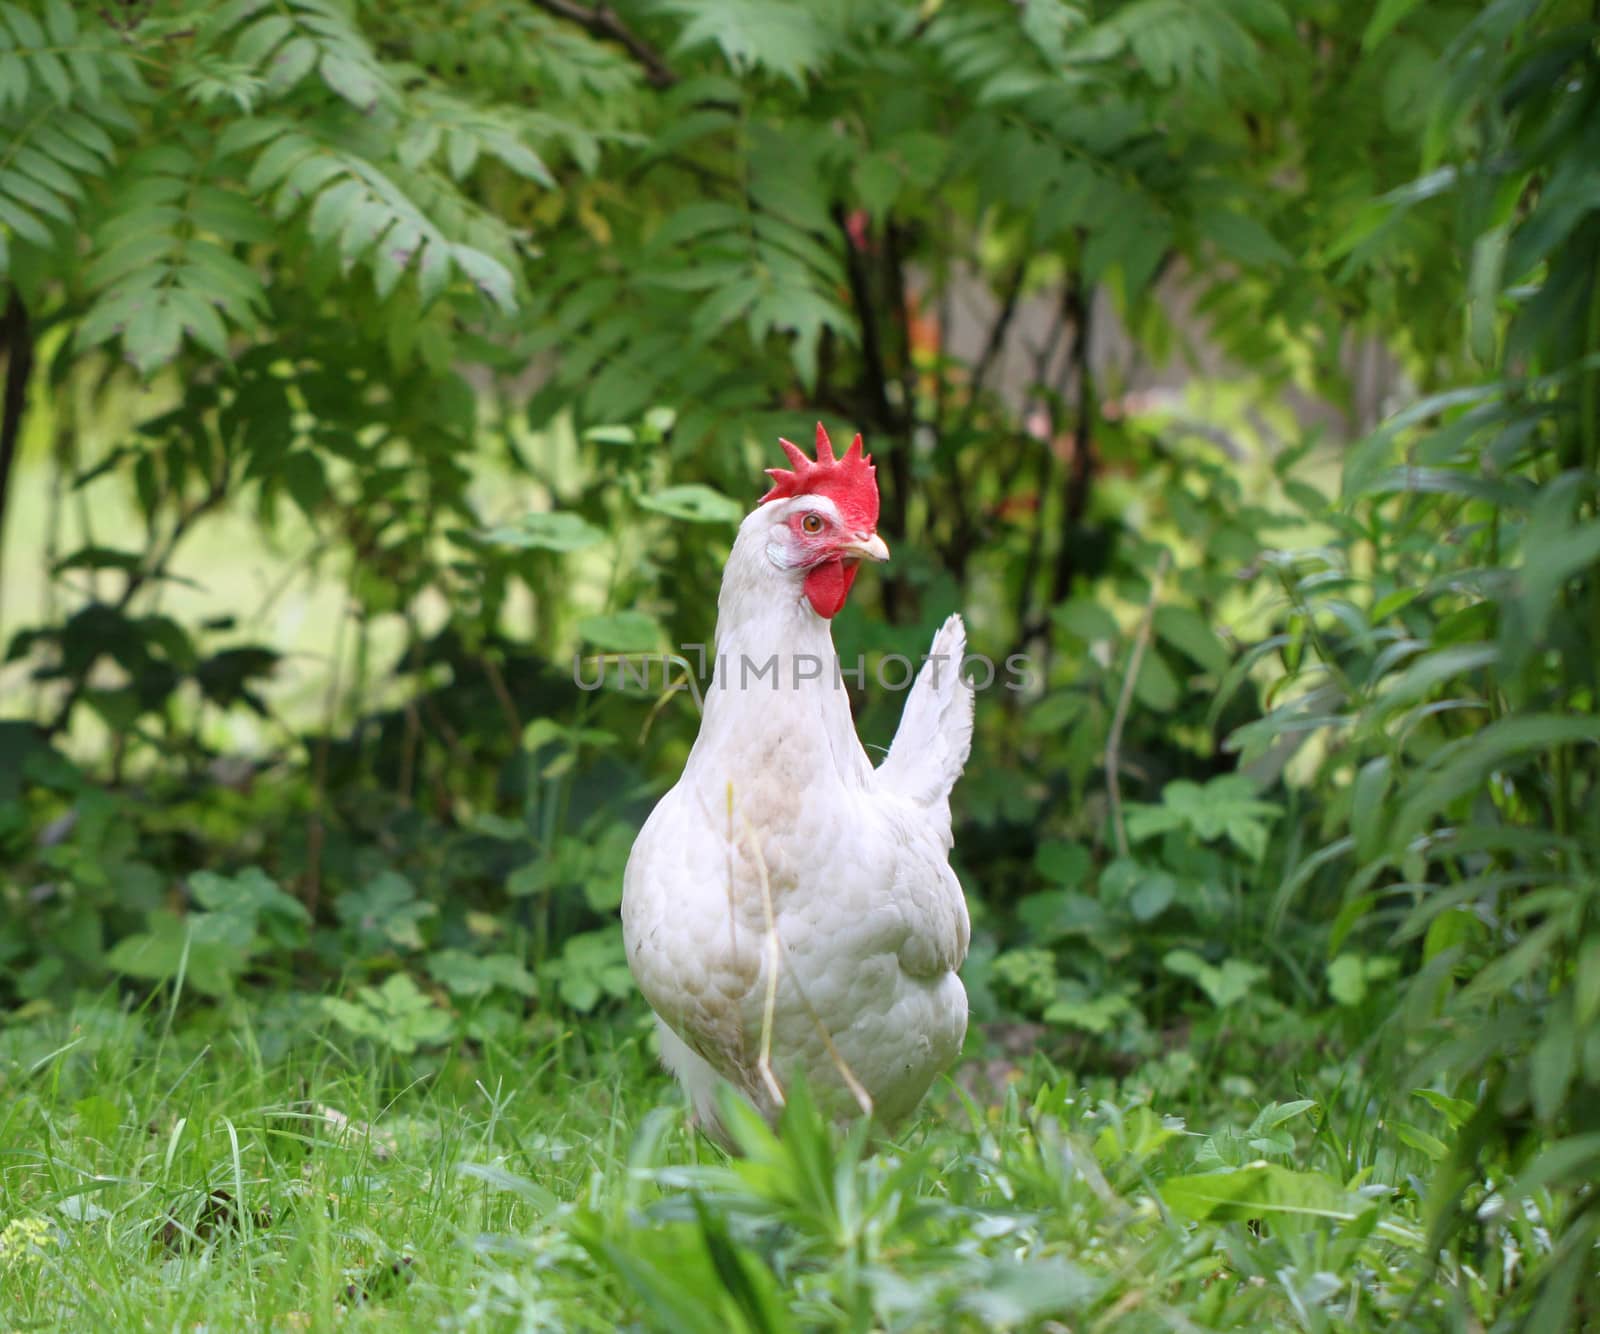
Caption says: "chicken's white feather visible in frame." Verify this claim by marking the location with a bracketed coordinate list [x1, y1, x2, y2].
[876, 613, 974, 817]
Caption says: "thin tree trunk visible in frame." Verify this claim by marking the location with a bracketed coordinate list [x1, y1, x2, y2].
[0, 293, 35, 630]
[1049, 271, 1096, 606]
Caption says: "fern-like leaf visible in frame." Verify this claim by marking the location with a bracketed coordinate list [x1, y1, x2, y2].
[0, 0, 138, 276]
[225, 118, 518, 313]
[77, 139, 269, 374]
[194, 0, 395, 111]
[396, 87, 556, 186]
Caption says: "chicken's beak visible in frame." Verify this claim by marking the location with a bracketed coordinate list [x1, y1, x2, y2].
[839, 532, 890, 563]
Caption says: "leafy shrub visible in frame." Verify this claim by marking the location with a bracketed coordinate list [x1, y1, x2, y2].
[1, 0, 1597, 1321]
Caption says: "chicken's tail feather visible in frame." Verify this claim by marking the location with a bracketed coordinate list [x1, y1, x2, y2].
[877, 613, 974, 809]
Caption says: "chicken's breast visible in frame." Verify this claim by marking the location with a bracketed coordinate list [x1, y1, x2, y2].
[622, 772, 969, 1136]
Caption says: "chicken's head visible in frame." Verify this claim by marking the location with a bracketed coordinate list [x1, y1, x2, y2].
[758, 422, 888, 618]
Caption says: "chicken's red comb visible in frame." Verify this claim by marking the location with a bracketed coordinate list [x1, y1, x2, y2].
[759, 423, 879, 532]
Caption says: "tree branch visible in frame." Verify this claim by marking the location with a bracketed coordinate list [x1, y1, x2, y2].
[833, 208, 895, 429]
[1009, 284, 1076, 658]
[0, 293, 35, 632]
[1049, 269, 1096, 606]
[833, 205, 909, 618]
[529, 0, 677, 89]
[881, 221, 919, 561]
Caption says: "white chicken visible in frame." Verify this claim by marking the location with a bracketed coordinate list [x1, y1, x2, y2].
[622, 424, 973, 1145]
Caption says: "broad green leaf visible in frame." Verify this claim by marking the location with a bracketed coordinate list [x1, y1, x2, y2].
[1153, 606, 1230, 675]
[1160, 1164, 1356, 1222]
[1327, 954, 1369, 1006]
[1024, 690, 1090, 734]
[426, 949, 536, 999]
[1362, 0, 1423, 49]
[319, 51, 382, 109]
[584, 425, 637, 446]
[578, 611, 663, 653]
[1197, 208, 1294, 268]
[483, 512, 606, 552]
[1034, 841, 1090, 888]
[1165, 949, 1267, 1008]
[637, 484, 743, 525]
[282, 451, 327, 519]
[1131, 647, 1180, 712]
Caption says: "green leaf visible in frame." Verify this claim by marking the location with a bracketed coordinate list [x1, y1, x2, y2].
[483, 512, 606, 552]
[578, 611, 663, 653]
[1327, 953, 1377, 1005]
[1153, 606, 1230, 675]
[1034, 840, 1090, 888]
[319, 51, 381, 109]
[667, 0, 828, 88]
[543, 927, 632, 1013]
[1362, 0, 1423, 50]
[853, 154, 900, 219]
[1350, 756, 1391, 863]
[1128, 871, 1177, 922]
[1507, 1134, 1600, 1199]
[416, 235, 452, 306]
[451, 245, 516, 312]
[1531, 1000, 1575, 1122]
[334, 871, 436, 951]
[106, 908, 253, 997]
[583, 424, 637, 446]
[371, 218, 421, 300]
[321, 973, 452, 1053]
[123, 297, 184, 375]
[188, 867, 307, 925]
[1024, 690, 1089, 734]
[1131, 647, 1180, 712]
[0, 195, 52, 246]
[266, 35, 318, 93]
[1467, 223, 1508, 364]
[1197, 208, 1294, 268]
[339, 198, 393, 271]
[1160, 1164, 1356, 1222]
[1390, 1121, 1448, 1160]
[283, 450, 327, 518]
[1164, 949, 1267, 1009]
[1044, 989, 1133, 1034]
[1391, 715, 1600, 844]
[1412, 1089, 1476, 1129]
[637, 484, 743, 525]
[1577, 937, 1600, 1028]
[426, 949, 536, 999]
[307, 177, 363, 247]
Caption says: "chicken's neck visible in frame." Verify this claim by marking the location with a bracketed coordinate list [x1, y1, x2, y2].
[683, 527, 871, 791]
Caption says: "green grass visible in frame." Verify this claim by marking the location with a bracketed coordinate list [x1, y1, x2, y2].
[0, 996, 1511, 1332]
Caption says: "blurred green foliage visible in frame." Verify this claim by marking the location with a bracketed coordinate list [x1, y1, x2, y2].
[0, 0, 1596, 1323]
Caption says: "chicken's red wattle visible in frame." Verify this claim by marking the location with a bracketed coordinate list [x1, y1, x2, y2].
[803, 558, 857, 618]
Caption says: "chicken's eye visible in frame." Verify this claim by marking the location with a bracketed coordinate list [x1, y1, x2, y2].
[801, 513, 824, 534]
